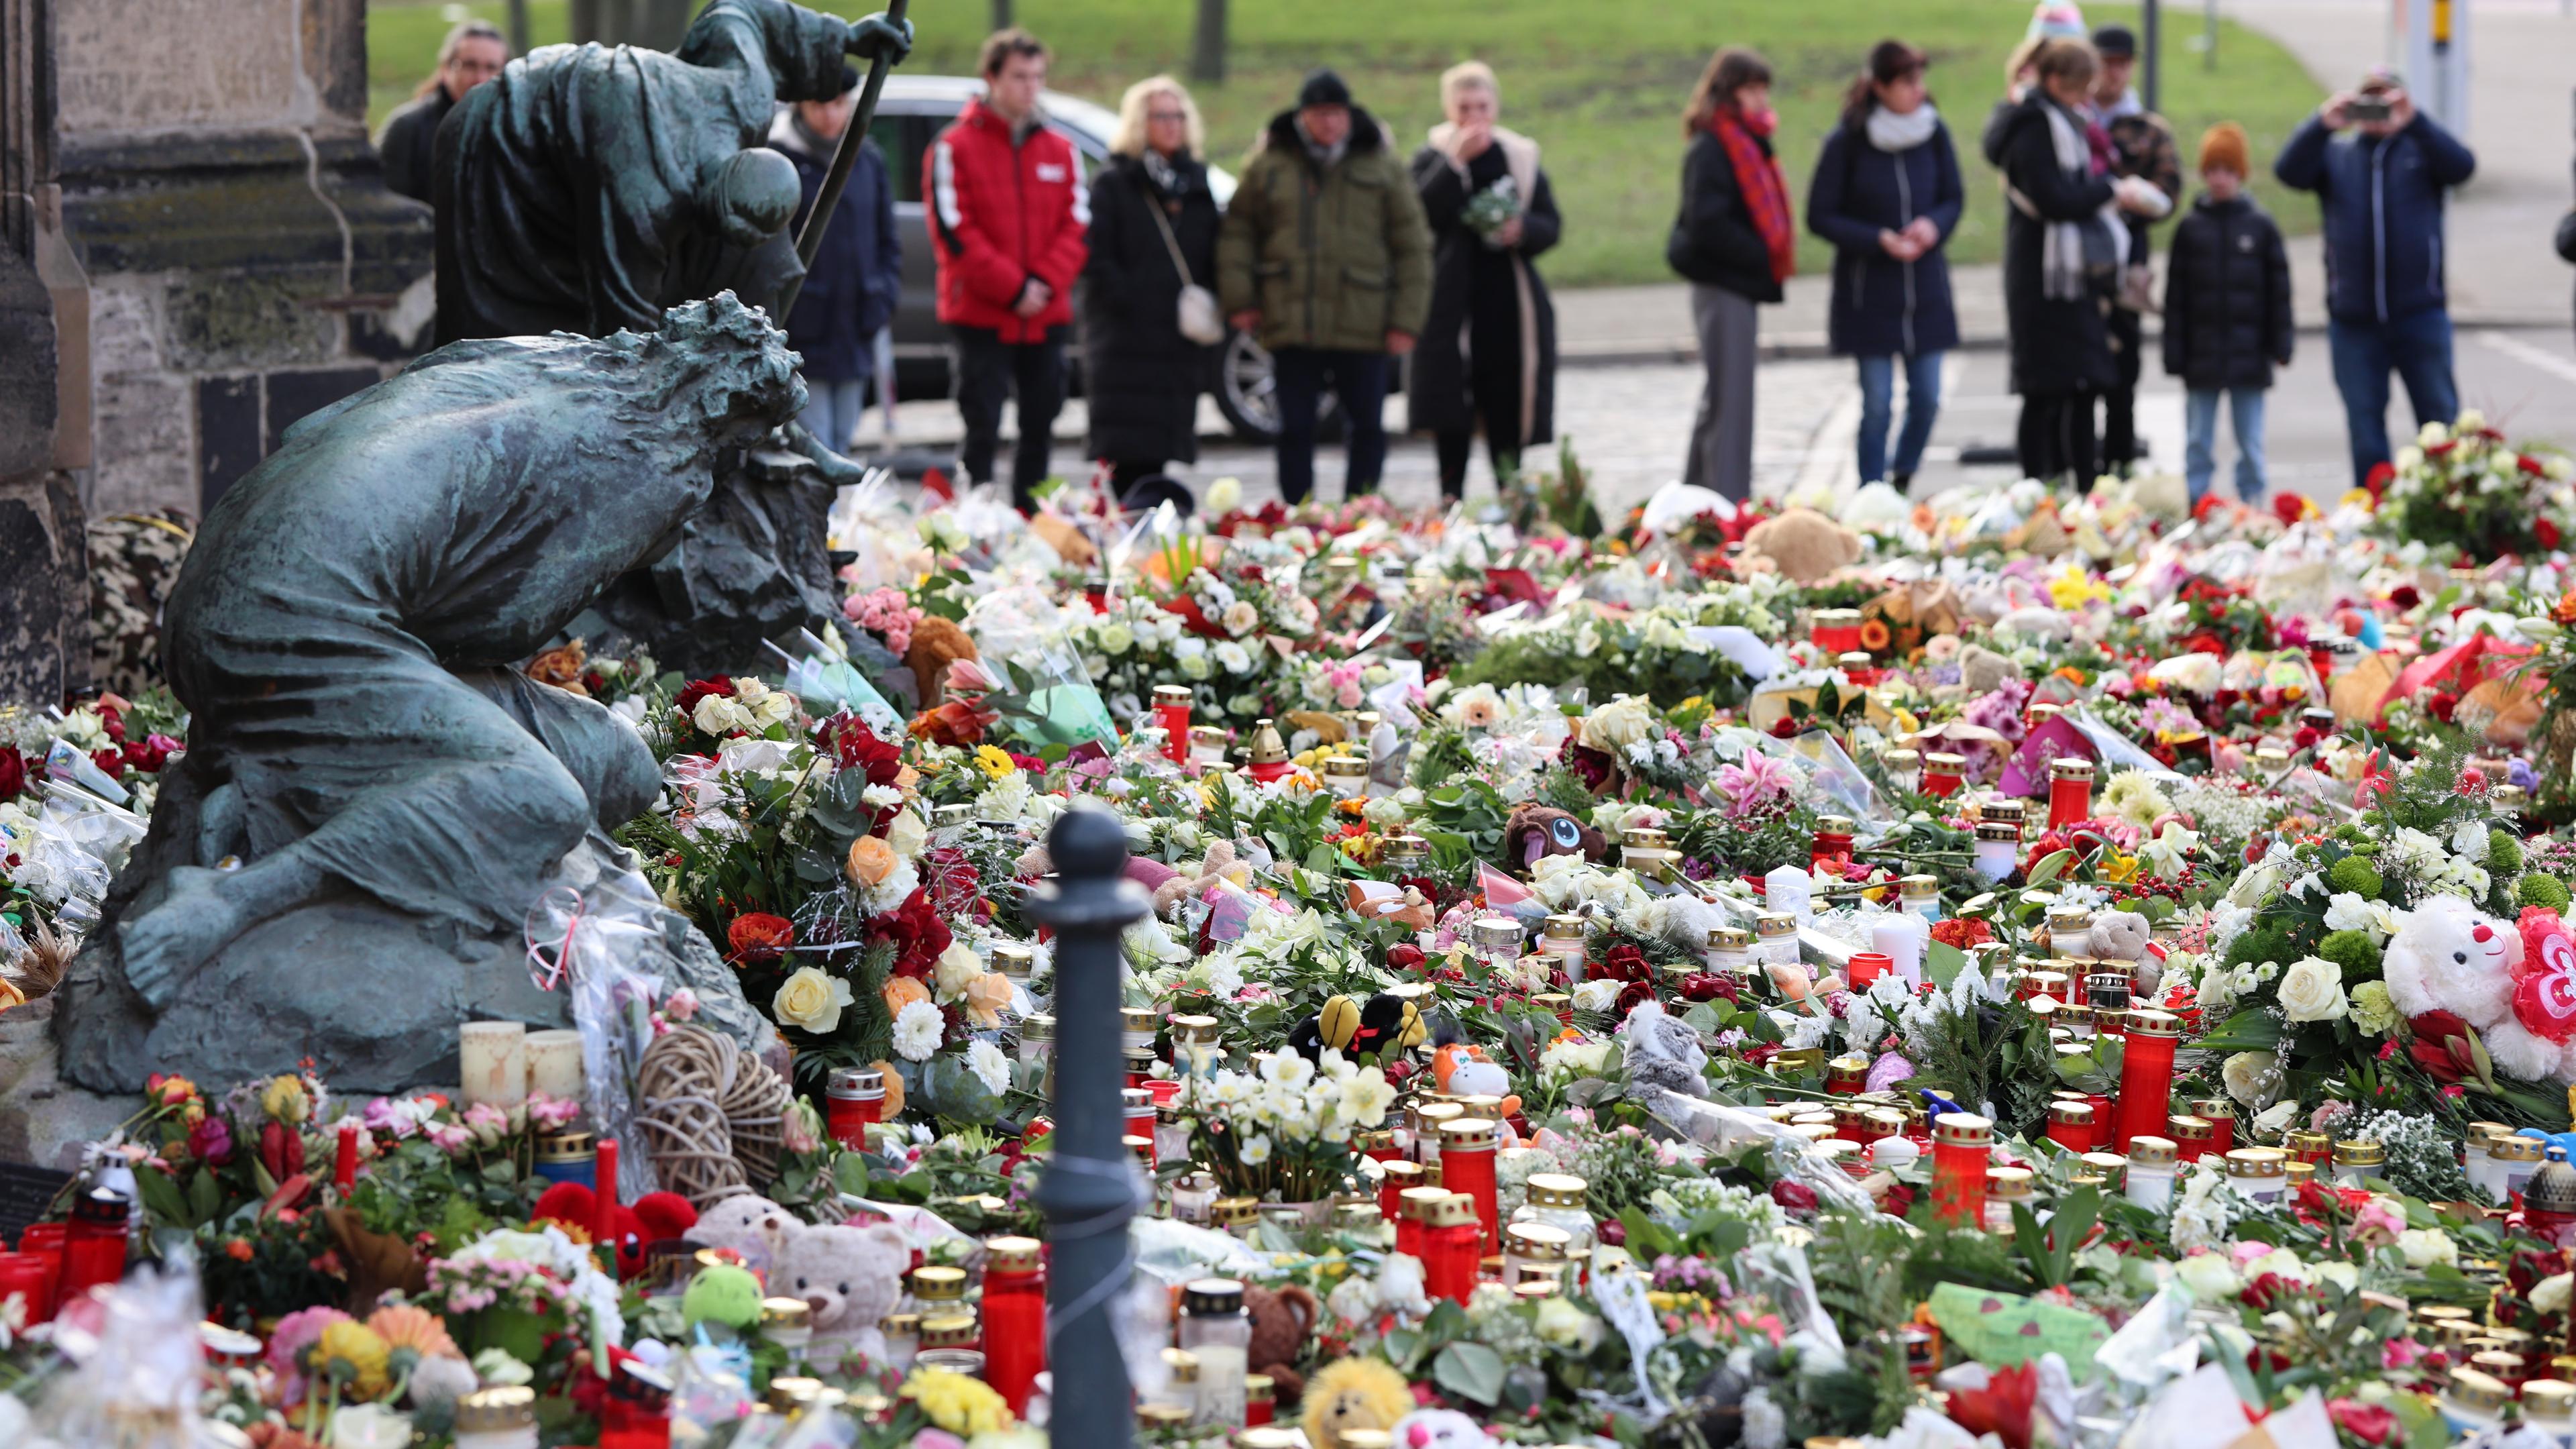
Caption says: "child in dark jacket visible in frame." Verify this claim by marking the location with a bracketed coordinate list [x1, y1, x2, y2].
[2163, 122, 2293, 506]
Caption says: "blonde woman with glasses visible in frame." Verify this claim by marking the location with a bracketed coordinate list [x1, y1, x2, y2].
[1079, 76, 1222, 500]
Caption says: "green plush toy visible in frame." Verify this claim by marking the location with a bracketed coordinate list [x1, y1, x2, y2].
[682, 1263, 765, 1332]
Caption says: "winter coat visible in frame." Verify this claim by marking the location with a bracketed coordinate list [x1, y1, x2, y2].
[2161, 193, 2294, 390]
[377, 87, 455, 204]
[1991, 93, 2118, 396]
[1667, 129, 1786, 303]
[2100, 103, 2183, 260]
[925, 97, 1089, 341]
[1406, 129, 1560, 444]
[1078, 153, 1222, 466]
[2273, 112, 2476, 323]
[1807, 116, 1964, 358]
[769, 111, 902, 384]
[2559, 210, 2576, 343]
[1218, 106, 1434, 354]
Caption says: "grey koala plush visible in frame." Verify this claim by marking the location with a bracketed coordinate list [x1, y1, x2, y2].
[1619, 1000, 1711, 1100]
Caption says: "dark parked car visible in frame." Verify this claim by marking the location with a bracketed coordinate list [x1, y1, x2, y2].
[865, 75, 1356, 442]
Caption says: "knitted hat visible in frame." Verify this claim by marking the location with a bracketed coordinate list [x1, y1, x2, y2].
[2025, 3, 2090, 41]
[2198, 121, 2250, 176]
[2091, 24, 2137, 57]
[1296, 68, 1353, 109]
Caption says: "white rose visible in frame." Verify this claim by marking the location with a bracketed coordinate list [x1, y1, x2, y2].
[1097, 621, 1135, 656]
[2174, 1251, 2241, 1301]
[771, 967, 855, 1035]
[1583, 696, 1656, 752]
[2534, 1273, 2575, 1317]
[2276, 957, 2349, 1023]
[2396, 1228, 2457, 1269]
[934, 941, 983, 998]
[1178, 651, 1212, 681]
[2312, 1260, 2360, 1293]
[1222, 601, 1260, 637]
[1572, 980, 1621, 1012]
[885, 807, 927, 859]
[2220, 1050, 2279, 1105]
[1204, 476, 1243, 514]
[1214, 641, 1252, 675]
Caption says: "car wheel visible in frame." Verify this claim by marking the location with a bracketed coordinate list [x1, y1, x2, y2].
[1214, 329, 1339, 443]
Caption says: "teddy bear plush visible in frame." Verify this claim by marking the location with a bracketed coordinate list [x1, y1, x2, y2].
[1391, 1408, 1506, 1449]
[1504, 804, 1605, 873]
[773, 1219, 914, 1362]
[1619, 1000, 1710, 1100]
[1302, 1357, 1417, 1449]
[2079, 910, 2151, 967]
[1242, 1283, 1320, 1405]
[684, 1193, 800, 1278]
[1959, 643, 2025, 698]
[903, 615, 979, 708]
[1741, 508, 1864, 584]
[531, 1182, 698, 1281]
[2384, 894, 2538, 1073]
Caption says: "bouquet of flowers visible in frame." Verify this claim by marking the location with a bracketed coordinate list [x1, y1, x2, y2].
[1460, 173, 1519, 238]
[1173, 1046, 1395, 1201]
[2366, 410, 2576, 561]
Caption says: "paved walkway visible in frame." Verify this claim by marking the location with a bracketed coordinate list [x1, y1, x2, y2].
[1555, 0, 2576, 364]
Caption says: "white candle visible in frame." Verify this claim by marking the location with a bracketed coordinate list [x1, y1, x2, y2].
[524, 1028, 586, 1102]
[1764, 865, 1813, 924]
[1874, 914, 1929, 987]
[457, 1021, 527, 1108]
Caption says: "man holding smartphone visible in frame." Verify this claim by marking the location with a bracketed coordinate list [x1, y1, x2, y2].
[2275, 67, 2478, 488]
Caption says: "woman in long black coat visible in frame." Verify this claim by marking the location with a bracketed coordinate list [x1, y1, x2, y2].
[1079, 76, 1222, 493]
[1987, 39, 2135, 487]
[1408, 61, 1561, 502]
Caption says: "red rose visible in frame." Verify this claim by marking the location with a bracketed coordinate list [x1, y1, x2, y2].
[725, 912, 795, 965]
[2329, 1401, 2398, 1446]
[97, 704, 125, 744]
[0, 745, 22, 800]
[875, 888, 953, 977]
[1614, 981, 1655, 1015]
[2388, 584, 2421, 610]
[2541, 517, 2564, 551]
[824, 713, 906, 786]
[2271, 494, 2307, 527]
[1597, 944, 1648, 983]
[2241, 1272, 2310, 1310]
[2365, 461, 2396, 500]
[91, 748, 124, 780]
[1387, 944, 1426, 973]
[1769, 1180, 1819, 1212]
[674, 678, 734, 716]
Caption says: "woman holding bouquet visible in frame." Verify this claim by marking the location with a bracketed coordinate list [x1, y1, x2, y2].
[1409, 61, 1562, 502]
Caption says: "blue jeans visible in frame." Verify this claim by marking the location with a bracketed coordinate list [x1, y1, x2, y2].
[2328, 309, 2459, 487]
[1273, 347, 1391, 505]
[799, 376, 871, 453]
[1854, 351, 1943, 484]
[2184, 386, 2269, 504]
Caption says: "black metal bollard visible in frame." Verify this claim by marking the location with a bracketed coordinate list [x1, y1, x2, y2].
[1026, 808, 1147, 1449]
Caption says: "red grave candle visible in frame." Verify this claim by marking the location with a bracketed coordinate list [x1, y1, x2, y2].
[980, 1236, 1046, 1415]
[1921, 753, 1966, 799]
[1824, 1056, 1870, 1096]
[1395, 1186, 1446, 1259]
[58, 1188, 131, 1303]
[2192, 1099, 2237, 1156]
[1438, 1118, 1501, 1256]
[2047, 758, 2096, 830]
[1152, 686, 1193, 766]
[1420, 1195, 1483, 1303]
[16, 1223, 62, 1320]
[1931, 1114, 1992, 1228]
[2116, 1011, 2181, 1152]
[333, 1123, 360, 1192]
[2085, 1092, 2114, 1151]
[1377, 1162, 1424, 1225]
[593, 1138, 621, 1273]
[1845, 953, 1892, 993]
[826, 1067, 886, 1150]
[600, 1361, 675, 1449]
[1811, 818, 1856, 871]
[2045, 1100, 2095, 1156]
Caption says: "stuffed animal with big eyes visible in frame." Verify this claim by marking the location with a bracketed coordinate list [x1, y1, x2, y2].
[1503, 804, 1604, 873]
[1288, 991, 1426, 1063]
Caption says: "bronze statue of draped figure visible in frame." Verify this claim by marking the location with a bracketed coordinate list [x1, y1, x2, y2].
[431, 0, 914, 679]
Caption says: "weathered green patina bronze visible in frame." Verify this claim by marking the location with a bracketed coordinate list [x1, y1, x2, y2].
[52, 296, 803, 1092]
[429, 0, 912, 678]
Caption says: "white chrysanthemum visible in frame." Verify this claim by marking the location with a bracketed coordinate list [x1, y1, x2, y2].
[2322, 892, 2377, 936]
[965, 1038, 1010, 1097]
[892, 1000, 944, 1061]
[857, 857, 921, 916]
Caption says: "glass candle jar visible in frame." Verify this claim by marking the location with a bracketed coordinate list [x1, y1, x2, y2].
[2521, 1380, 2573, 1444]
[1512, 1172, 1595, 1254]
[1881, 747, 1922, 788]
[1501, 1222, 1572, 1287]
[58, 1187, 132, 1303]
[1179, 1277, 1251, 1428]
[1211, 1197, 1259, 1238]
[1973, 822, 2021, 881]
[1824, 1055, 1870, 1096]
[1984, 1167, 2034, 1234]
[826, 1067, 886, 1150]
[2047, 758, 2096, 830]
[1377, 1161, 1425, 1224]
[1016, 1013, 1054, 1067]
[2116, 1009, 2180, 1152]
[1921, 752, 1968, 798]
[1845, 952, 1893, 993]
[1543, 914, 1587, 979]
[1322, 757, 1368, 799]
[1932, 1114, 1992, 1227]
[1472, 917, 1523, 972]
[1244, 1375, 1277, 1428]
[2046, 1099, 2095, 1155]
[1421, 1194, 1483, 1303]
[533, 1129, 598, 1189]
[2167, 1114, 2214, 1163]
[2284, 1130, 2333, 1166]
[2440, 1368, 2512, 1437]
[1152, 686, 1193, 766]
[2332, 1139, 2385, 1187]
[1395, 1185, 1448, 1259]
[908, 1264, 969, 1317]
[2493, 1134, 2546, 1203]
[1754, 911, 1801, 973]
[1811, 816, 1856, 871]
[979, 1235, 1045, 1413]
[877, 1313, 921, 1375]
[1438, 1118, 1501, 1255]
[759, 1296, 813, 1368]
[1413, 1103, 1464, 1165]
[1171, 1171, 1220, 1226]
[1899, 874, 1940, 922]
[2190, 1097, 2236, 1156]
[2224, 1148, 2288, 1203]
[455, 1386, 541, 1449]
[1813, 608, 1864, 653]
[1188, 724, 1230, 770]
[2126, 1136, 2178, 1211]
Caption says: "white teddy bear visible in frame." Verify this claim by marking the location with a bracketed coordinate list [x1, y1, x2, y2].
[2381, 895, 2548, 1076]
[774, 1220, 914, 1362]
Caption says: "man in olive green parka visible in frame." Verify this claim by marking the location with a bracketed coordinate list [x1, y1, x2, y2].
[1219, 68, 1432, 504]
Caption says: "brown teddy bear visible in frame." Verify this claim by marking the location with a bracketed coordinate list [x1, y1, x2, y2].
[904, 615, 978, 708]
[1503, 803, 1605, 873]
[1741, 507, 1864, 584]
[1243, 1281, 1320, 1405]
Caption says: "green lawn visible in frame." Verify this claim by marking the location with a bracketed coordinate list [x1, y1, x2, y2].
[368, 0, 2324, 286]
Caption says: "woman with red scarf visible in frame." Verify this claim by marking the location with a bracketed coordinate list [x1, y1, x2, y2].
[1668, 47, 1794, 502]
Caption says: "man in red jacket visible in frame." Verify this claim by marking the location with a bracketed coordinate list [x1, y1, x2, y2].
[928, 28, 1089, 508]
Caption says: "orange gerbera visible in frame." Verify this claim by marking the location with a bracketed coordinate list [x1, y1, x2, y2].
[1858, 618, 1892, 651]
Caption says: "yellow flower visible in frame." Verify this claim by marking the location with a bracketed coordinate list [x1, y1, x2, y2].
[773, 967, 856, 1034]
[2045, 566, 2108, 612]
[2098, 853, 2142, 884]
[903, 1366, 1012, 1435]
[262, 1074, 311, 1125]
[317, 1319, 391, 1399]
[973, 745, 1017, 781]
[1890, 708, 1921, 738]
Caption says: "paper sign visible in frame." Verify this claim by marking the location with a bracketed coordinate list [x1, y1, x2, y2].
[1928, 1281, 2110, 1376]
[1687, 625, 1782, 683]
